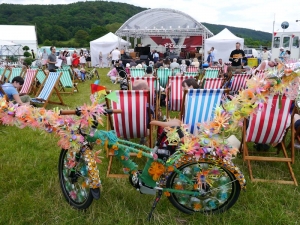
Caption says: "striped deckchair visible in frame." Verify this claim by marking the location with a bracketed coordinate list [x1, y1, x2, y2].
[181, 89, 224, 134]
[105, 90, 151, 177]
[230, 74, 252, 93]
[8, 68, 24, 83]
[202, 78, 225, 89]
[166, 75, 195, 118]
[172, 68, 181, 76]
[156, 68, 172, 88]
[203, 68, 219, 79]
[56, 68, 78, 93]
[129, 76, 158, 117]
[20, 69, 38, 95]
[243, 95, 297, 186]
[129, 68, 145, 77]
[1, 67, 12, 83]
[31, 72, 65, 108]
[186, 66, 198, 73]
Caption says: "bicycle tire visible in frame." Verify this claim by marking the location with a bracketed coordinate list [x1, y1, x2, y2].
[85, 72, 92, 80]
[58, 149, 94, 209]
[95, 70, 99, 79]
[166, 160, 240, 214]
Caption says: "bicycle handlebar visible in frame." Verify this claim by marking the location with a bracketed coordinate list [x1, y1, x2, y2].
[59, 109, 122, 115]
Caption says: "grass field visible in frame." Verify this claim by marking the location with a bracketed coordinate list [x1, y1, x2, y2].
[0, 68, 300, 225]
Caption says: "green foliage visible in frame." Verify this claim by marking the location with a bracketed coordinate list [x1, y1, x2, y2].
[22, 45, 30, 51]
[23, 57, 33, 66]
[23, 51, 31, 57]
[43, 39, 52, 46]
[8, 56, 18, 62]
[89, 26, 109, 41]
[75, 29, 89, 46]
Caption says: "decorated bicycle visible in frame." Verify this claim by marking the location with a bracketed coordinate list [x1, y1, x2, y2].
[0, 60, 299, 219]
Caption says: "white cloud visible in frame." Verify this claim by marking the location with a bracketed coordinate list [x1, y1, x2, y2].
[0, 0, 299, 33]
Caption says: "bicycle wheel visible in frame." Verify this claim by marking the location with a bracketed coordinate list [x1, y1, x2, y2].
[58, 149, 94, 209]
[166, 160, 240, 214]
[85, 72, 92, 80]
[95, 70, 99, 79]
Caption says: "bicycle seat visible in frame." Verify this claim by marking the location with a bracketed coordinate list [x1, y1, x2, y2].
[150, 119, 181, 128]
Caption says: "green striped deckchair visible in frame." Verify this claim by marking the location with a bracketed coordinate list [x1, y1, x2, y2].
[172, 68, 181, 76]
[156, 68, 172, 88]
[129, 68, 145, 77]
[1, 67, 12, 83]
[31, 72, 65, 108]
[56, 68, 78, 93]
[203, 68, 219, 79]
[9, 68, 24, 83]
[183, 71, 199, 77]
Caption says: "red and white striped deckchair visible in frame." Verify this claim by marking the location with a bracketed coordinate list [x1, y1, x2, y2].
[166, 75, 195, 118]
[106, 90, 151, 177]
[243, 95, 297, 185]
[230, 74, 251, 93]
[203, 78, 225, 89]
[20, 69, 37, 95]
[129, 76, 158, 118]
[186, 66, 198, 73]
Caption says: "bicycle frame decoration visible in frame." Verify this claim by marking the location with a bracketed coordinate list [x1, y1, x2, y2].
[0, 63, 299, 191]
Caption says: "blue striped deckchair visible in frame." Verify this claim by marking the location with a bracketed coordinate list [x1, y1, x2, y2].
[172, 68, 181, 76]
[56, 68, 78, 93]
[20, 69, 38, 95]
[181, 89, 224, 134]
[156, 68, 172, 88]
[31, 72, 65, 108]
[129, 68, 145, 77]
[1, 67, 12, 83]
[8, 68, 24, 83]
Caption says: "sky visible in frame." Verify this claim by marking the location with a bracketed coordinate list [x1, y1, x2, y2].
[1, 0, 300, 33]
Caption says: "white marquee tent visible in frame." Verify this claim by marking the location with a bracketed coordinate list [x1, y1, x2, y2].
[0, 25, 38, 56]
[90, 32, 130, 66]
[204, 28, 244, 63]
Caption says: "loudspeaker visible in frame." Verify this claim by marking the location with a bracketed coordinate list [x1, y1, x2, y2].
[140, 55, 148, 60]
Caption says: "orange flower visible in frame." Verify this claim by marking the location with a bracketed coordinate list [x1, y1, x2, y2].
[167, 166, 174, 172]
[193, 203, 202, 211]
[174, 183, 183, 190]
[96, 139, 101, 145]
[164, 191, 170, 197]
[148, 162, 165, 181]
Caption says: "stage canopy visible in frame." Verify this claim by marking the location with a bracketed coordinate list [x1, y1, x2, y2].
[115, 8, 213, 39]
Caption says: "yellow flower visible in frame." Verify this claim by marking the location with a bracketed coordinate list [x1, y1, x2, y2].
[137, 150, 143, 158]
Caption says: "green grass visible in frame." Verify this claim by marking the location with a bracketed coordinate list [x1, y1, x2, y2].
[0, 68, 300, 224]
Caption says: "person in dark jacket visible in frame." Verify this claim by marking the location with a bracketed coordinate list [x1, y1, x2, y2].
[229, 42, 246, 69]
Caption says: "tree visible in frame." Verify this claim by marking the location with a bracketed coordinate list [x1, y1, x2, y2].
[74, 30, 89, 46]
[89, 26, 109, 41]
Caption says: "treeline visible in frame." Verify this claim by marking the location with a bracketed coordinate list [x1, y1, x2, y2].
[0, 1, 271, 48]
[203, 23, 272, 47]
[0, 1, 145, 47]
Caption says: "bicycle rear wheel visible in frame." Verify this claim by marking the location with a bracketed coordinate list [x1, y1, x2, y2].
[58, 149, 94, 209]
[166, 160, 240, 214]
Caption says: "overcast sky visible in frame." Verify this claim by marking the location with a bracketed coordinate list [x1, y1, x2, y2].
[1, 0, 299, 33]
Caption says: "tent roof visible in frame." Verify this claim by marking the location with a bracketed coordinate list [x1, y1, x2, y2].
[207, 28, 242, 40]
[90, 32, 130, 45]
[0, 40, 20, 46]
[115, 8, 213, 38]
[0, 25, 37, 41]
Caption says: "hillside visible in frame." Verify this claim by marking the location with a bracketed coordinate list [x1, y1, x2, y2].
[0, 1, 271, 47]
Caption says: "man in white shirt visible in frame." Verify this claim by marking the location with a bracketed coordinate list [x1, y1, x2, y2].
[111, 47, 121, 65]
[170, 58, 180, 69]
[261, 47, 272, 61]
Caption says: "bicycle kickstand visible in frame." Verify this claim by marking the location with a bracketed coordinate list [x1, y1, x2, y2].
[147, 190, 163, 222]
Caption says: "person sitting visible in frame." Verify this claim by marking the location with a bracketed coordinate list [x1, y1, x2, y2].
[182, 78, 200, 90]
[1, 76, 31, 105]
[170, 58, 180, 70]
[155, 58, 164, 69]
[180, 59, 187, 73]
[125, 63, 130, 76]
[252, 58, 281, 74]
[144, 66, 153, 77]
[107, 65, 119, 83]
[141, 61, 147, 69]
[130, 59, 137, 67]
[191, 58, 200, 68]
[79, 66, 86, 81]
[163, 58, 171, 68]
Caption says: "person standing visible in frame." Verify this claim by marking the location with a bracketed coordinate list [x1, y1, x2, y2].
[72, 50, 80, 68]
[99, 51, 103, 68]
[153, 50, 159, 63]
[86, 50, 91, 68]
[229, 42, 246, 69]
[41, 49, 48, 68]
[79, 49, 86, 67]
[48, 46, 57, 72]
[261, 47, 272, 61]
[31, 49, 35, 59]
[210, 47, 216, 64]
[111, 47, 121, 65]
[279, 47, 285, 62]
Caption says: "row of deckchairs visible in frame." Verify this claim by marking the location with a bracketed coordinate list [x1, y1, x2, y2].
[0, 66, 79, 108]
[105, 87, 297, 186]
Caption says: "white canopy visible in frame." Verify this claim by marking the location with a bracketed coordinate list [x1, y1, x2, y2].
[204, 28, 244, 63]
[0, 25, 38, 55]
[0, 39, 23, 56]
[90, 32, 130, 66]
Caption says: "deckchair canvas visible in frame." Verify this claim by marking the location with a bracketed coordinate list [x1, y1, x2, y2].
[156, 68, 172, 88]
[8, 68, 24, 83]
[202, 78, 225, 89]
[181, 89, 224, 134]
[129, 68, 145, 77]
[56, 68, 78, 93]
[31, 72, 65, 108]
[20, 69, 37, 95]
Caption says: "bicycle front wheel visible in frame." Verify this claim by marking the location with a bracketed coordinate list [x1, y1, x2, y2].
[166, 160, 240, 214]
[58, 149, 94, 209]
